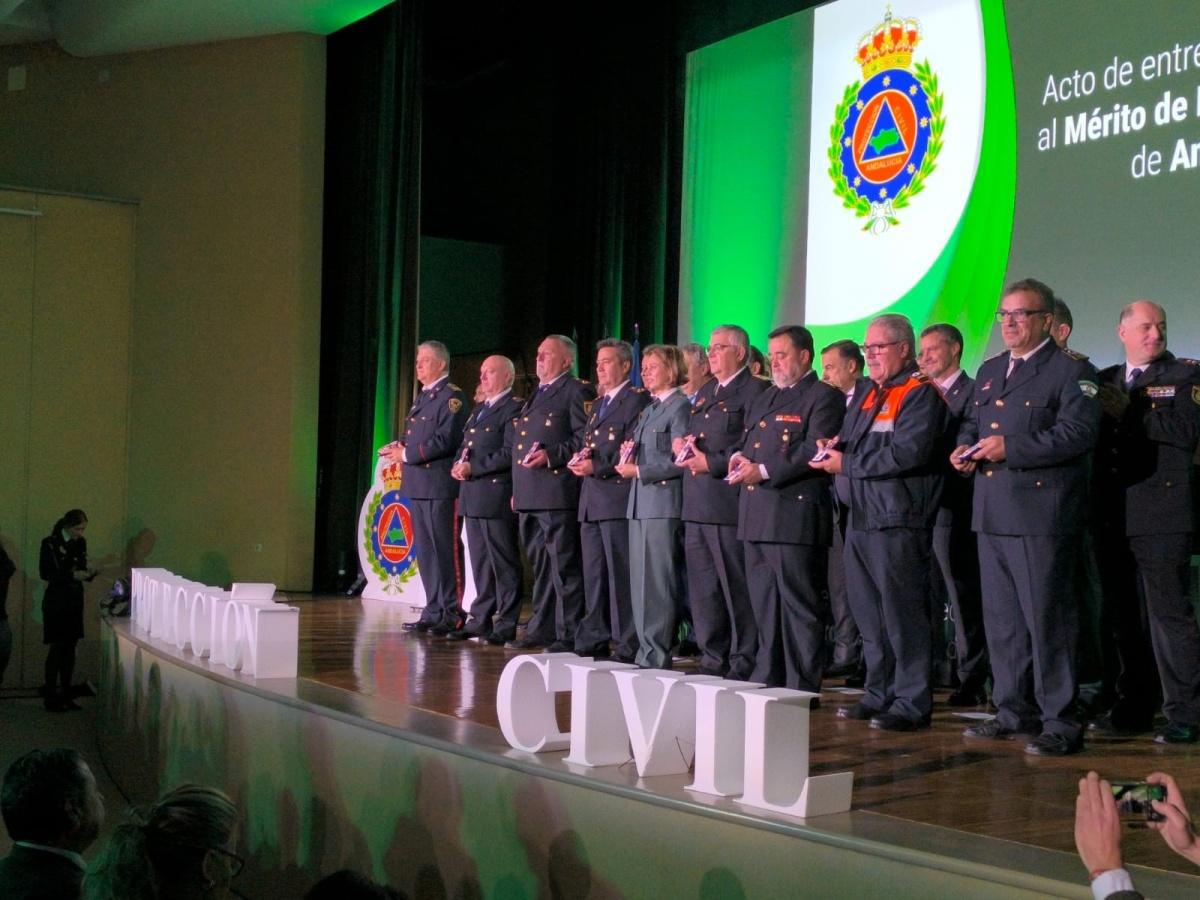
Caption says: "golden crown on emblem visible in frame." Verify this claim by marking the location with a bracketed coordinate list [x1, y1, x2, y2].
[855, 8, 921, 79]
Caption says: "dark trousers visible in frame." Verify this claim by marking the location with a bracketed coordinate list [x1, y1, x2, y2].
[686, 521, 758, 679]
[462, 515, 522, 641]
[519, 510, 584, 643]
[575, 518, 637, 657]
[844, 526, 933, 721]
[410, 497, 460, 627]
[932, 522, 989, 689]
[978, 532, 1081, 739]
[745, 540, 826, 692]
[1100, 530, 1200, 726]
[827, 507, 860, 665]
[44, 640, 77, 696]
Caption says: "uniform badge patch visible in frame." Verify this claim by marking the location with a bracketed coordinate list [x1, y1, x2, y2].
[1146, 385, 1176, 400]
[1078, 380, 1098, 398]
[1192, 385, 1200, 405]
[583, 400, 595, 416]
[830, 10, 942, 234]
[448, 398, 462, 413]
[775, 414, 803, 423]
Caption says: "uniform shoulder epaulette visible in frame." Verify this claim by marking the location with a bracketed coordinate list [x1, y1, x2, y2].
[631, 385, 648, 393]
[911, 371, 930, 382]
[1061, 348, 1089, 361]
[575, 377, 591, 385]
[510, 395, 525, 404]
[449, 383, 462, 392]
[1177, 357, 1200, 366]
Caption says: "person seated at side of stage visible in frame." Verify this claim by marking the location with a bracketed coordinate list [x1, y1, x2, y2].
[84, 784, 240, 900]
[0, 748, 107, 900]
[1074, 770, 1200, 899]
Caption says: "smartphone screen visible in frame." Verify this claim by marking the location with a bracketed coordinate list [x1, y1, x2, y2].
[1111, 781, 1167, 822]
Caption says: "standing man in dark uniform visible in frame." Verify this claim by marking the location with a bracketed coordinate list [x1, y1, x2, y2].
[819, 339, 867, 680]
[1093, 301, 1200, 744]
[569, 339, 649, 660]
[728, 325, 844, 691]
[510, 335, 596, 651]
[953, 278, 1100, 756]
[676, 324, 768, 679]
[814, 315, 946, 730]
[389, 340, 469, 634]
[919, 323, 989, 705]
[449, 355, 524, 644]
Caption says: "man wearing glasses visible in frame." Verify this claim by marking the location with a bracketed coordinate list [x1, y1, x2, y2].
[675, 325, 768, 679]
[812, 314, 946, 730]
[952, 278, 1100, 756]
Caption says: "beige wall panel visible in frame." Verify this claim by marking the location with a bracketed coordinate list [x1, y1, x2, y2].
[0, 36, 325, 590]
[0, 196, 37, 688]
[19, 194, 134, 687]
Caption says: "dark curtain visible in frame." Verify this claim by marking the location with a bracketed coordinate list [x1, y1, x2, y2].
[546, 3, 678, 356]
[313, 0, 422, 592]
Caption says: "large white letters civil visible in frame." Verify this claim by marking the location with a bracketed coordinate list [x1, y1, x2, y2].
[496, 655, 853, 817]
[130, 568, 299, 678]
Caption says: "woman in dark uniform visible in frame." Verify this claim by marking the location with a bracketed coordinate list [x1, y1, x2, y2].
[39, 509, 95, 711]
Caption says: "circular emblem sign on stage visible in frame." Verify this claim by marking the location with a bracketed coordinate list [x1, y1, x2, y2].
[358, 459, 425, 602]
[829, 10, 944, 234]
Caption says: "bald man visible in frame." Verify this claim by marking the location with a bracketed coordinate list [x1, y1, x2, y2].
[450, 356, 525, 643]
[1093, 301, 1200, 744]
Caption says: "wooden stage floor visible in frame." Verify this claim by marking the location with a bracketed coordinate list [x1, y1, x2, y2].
[292, 594, 1200, 879]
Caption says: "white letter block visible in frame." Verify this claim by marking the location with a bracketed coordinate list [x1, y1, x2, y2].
[736, 688, 853, 818]
[686, 680, 765, 797]
[496, 653, 578, 753]
[563, 660, 637, 767]
[244, 605, 299, 678]
[609, 670, 723, 777]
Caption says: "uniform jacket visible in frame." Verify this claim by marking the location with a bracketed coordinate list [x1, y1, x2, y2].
[577, 383, 651, 522]
[735, 371, 845, 545]
[959, 340, 1100, 536]
[0, 844, 85, 900]
[936, 370, 975, 527]
[626, 391, 691, 520]
[512, 375, 596, 511]
[839, 362, 947, 531]
[402, 378, 469, 500]
[682, 367, 770, 525]
[458, 392, 524, 519]
[1095, 352, 1200, 536]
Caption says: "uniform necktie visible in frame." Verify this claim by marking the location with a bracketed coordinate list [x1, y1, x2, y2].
[1126, 367, 1142, 387]
[597, 394, 611, 417]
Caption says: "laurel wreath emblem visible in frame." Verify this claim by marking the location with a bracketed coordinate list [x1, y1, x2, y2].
[828, 59, 945, 231]
[363, 490, 417, 592]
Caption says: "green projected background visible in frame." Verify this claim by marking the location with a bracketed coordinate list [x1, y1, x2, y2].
[681, 1, 1200, 371]
[679, 13, 812, 344]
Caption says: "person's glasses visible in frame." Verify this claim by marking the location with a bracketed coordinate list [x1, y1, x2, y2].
[860, 341, 900, 355]
[706, 343, 734, 354]
[995, 309, 1050, 322]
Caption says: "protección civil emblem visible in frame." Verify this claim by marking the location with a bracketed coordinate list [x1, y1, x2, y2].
[363, 462, 419, 592]
[829, 8, 944, 233]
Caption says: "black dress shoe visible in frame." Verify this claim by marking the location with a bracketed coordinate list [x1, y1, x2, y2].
[843, 669, 866, 688]
[403, 620, 434, 632]
[1089, 709, 1153, 734]
[486, 632, 512, 646]
[545, 640, 574, 653]
[1155, 722, 1199, 744]
[963, 719, 1039, 740]
[824, 659, 861, 679]
[836, 701, 881, 720]
[429, 623, 456, 637]
[504, 637, 546, 651]
[870, 712, 929, 732]
[676, 639, 700, 658]
[445, 628, 473, 641]
[947, 686, 987, 707]
[575, 644, 611, 659]
[1024, 732, 1083, 756]
[613, 653, 636, 665]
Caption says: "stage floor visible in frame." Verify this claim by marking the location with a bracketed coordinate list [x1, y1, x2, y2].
[292, 594, 1200, 879]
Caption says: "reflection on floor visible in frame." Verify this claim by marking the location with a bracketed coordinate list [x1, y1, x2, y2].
[295, 594, 1200, 877]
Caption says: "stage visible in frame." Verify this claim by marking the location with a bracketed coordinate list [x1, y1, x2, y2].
[96, 596, 1200, 898]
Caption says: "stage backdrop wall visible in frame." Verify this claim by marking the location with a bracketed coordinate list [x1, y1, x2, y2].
[0, 35, 325, 594]
[0, 190, 134, 690]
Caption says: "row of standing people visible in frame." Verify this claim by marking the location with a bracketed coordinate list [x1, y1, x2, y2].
[388, 277, 1200, 756]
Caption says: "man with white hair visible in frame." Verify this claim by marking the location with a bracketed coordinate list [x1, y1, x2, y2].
[509, 334, 596, 650]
